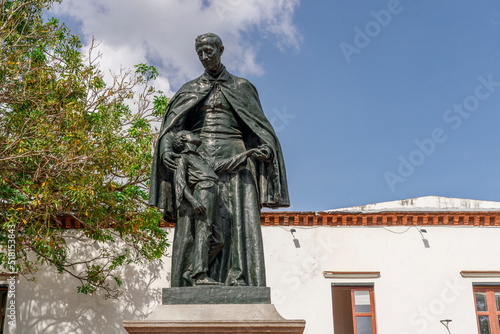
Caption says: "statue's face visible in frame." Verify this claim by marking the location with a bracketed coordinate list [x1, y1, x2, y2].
[196, 39, 223, 72]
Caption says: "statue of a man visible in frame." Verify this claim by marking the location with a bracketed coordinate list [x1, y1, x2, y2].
[149, 32, 289, 287]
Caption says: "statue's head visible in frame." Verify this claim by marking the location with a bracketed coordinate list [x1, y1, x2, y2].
[195, 33, 224, 73]
[172, 130, 201, 153]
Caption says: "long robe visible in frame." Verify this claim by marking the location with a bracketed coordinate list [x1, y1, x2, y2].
[148, 66, 290, 287]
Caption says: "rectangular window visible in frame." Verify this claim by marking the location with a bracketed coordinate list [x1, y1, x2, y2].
[0, 286, 7, 334]
[474, 286, 500, 334]
[332, 285, 377, 334]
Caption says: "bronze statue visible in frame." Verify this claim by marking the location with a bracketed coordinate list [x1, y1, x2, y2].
[149, 32, 289, 287]
[172, 130, 258, 286]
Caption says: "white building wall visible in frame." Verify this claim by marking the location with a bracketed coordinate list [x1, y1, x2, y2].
[265, 224, 500, 334]
[5, 224, 500, 334]
[5, 231, 173, 334]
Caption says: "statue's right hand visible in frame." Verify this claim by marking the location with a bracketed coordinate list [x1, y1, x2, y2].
[162, 152, 180, 170]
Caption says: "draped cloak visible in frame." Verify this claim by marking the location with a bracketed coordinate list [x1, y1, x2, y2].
[148, 66, 290, 286]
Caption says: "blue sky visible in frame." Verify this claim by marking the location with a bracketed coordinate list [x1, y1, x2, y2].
[51, 0, 500, 211]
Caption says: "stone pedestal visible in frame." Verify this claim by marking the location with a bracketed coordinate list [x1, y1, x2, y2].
[123, 287, 306, 334]
[162, 286, 271, 304]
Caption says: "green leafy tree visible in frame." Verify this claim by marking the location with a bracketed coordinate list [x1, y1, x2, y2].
[0, 0, 170, 298]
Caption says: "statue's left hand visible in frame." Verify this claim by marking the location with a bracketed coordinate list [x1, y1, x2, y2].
[252, 145, 273, 162]
[162, 152, 180, 170]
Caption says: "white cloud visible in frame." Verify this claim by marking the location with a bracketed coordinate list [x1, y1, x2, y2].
[50, 0, 301, 93]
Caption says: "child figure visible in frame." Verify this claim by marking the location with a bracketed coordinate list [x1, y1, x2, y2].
[172, 130, 256, 286]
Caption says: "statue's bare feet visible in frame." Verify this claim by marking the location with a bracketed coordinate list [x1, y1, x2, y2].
[182, 272, 194, 286]
[194, 276, 223, 286]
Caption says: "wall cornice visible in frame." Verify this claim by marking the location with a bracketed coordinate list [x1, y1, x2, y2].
[52, 211, 500, 228]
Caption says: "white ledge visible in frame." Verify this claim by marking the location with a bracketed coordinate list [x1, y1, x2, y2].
[323, 271, 381, 279]
[461, 271, 500, 278]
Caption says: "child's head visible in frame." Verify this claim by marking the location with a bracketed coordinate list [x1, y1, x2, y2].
[172, 130, 192, 153]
